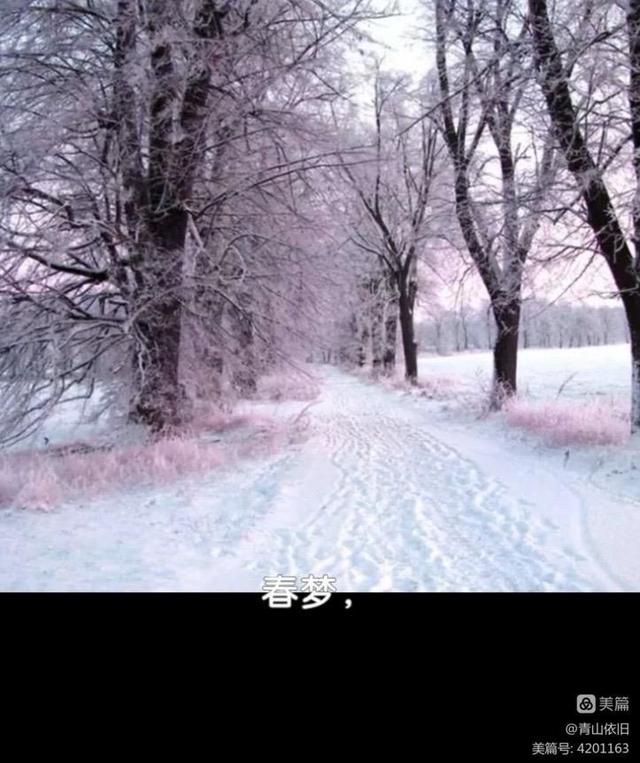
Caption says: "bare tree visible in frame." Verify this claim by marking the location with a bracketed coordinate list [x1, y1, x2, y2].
[433, 0, 555, 407]
[0, 0, 384, 445]
[527, 0, 640, 432]
[339, 71, 441, 382]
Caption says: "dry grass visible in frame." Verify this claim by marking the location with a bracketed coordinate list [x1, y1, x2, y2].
[0, 413, 299, 511]
[505, 397, 630, 447]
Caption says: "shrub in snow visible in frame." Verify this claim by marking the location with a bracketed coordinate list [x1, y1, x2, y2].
[13, 466, 64, 511]
[0, 414, 298, 511]
[505, 397, 629, 447]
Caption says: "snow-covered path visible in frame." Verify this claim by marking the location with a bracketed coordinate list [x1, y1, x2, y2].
[1, 366, 636, 591]
[236, 368, 618, 592]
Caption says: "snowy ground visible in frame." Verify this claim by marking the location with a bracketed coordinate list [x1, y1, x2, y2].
[0, 344, 639, 592]
[418, 343, 631, 401]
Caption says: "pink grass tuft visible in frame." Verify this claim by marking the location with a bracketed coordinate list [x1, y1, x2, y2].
[505, 397, 629, 447]
[0, 414, 297, 511]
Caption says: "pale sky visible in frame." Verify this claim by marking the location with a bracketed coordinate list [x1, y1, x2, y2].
[366, 0, 432, 75]
[354, 2, 620, 309]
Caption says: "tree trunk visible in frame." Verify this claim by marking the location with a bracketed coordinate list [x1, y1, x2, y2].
[621, 293, 640, 432]
[129, 213, 187, 431]
[371, 292, 384, 375]
[191, 254, 226, 401]
[490, 297, 520, 410]
[398, 275, 418, 383]
[357, 319, 369, 368]
[231, 297, 257, 396]
[632, 334, 640, 432]
[383, 289, 398, 375]
[125, 1, 226, 431]
[130, 304, 183, 431]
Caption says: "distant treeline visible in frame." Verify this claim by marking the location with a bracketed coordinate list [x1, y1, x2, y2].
[418, 300, 628, 354]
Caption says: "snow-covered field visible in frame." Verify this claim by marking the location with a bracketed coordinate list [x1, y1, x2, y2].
[0, 344, 639, 592]
[418, 343, 631, 401]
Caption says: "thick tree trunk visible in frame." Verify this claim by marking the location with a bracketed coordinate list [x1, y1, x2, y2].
[398, 276, 418, 383]
[490, 297, 520, 410]
[129, 211, 187, 431]
[130, 302, 183, 430]
[124, 1, 226, 431]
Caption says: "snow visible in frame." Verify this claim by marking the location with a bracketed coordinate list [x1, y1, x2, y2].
[1, 344, 639, 592]
[417, 343, 631, 400]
